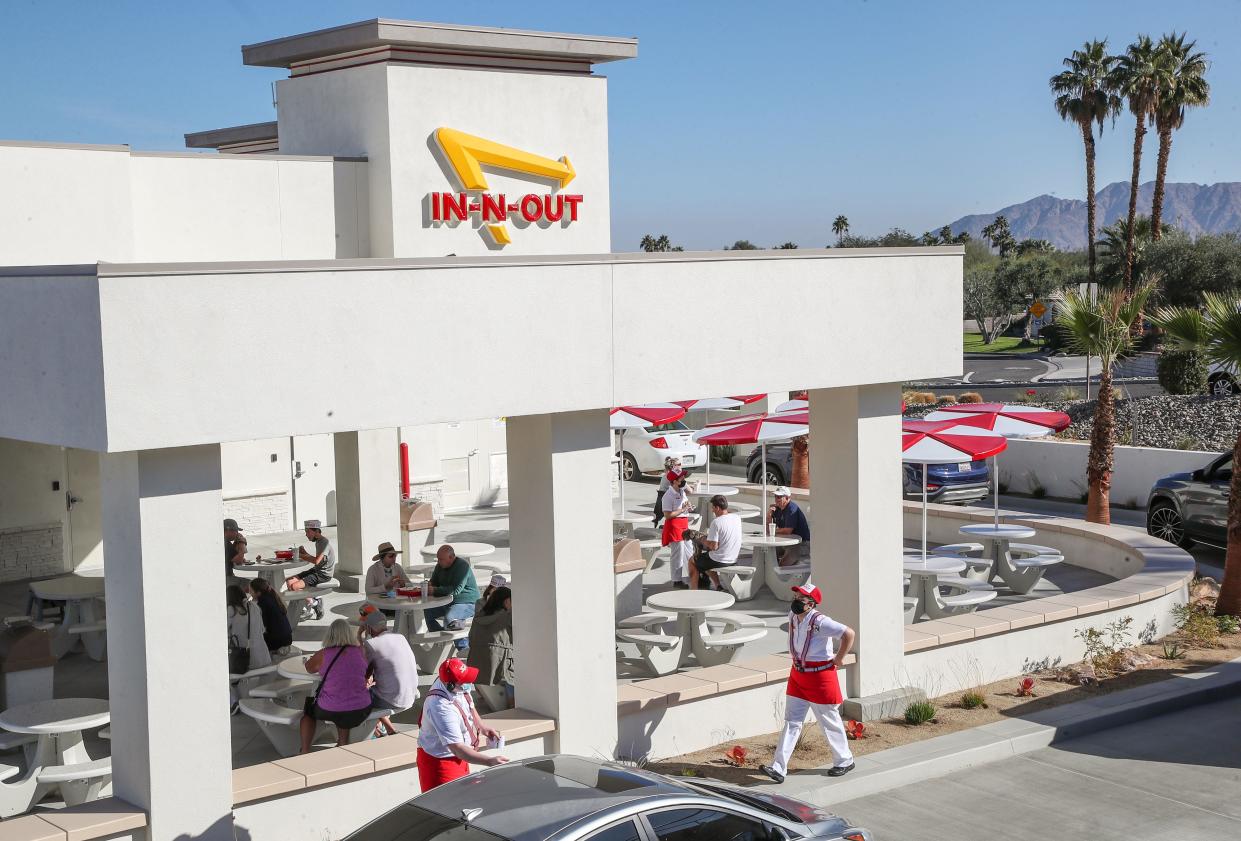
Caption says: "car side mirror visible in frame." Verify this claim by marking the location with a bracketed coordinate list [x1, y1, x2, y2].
[1191, 469, 1205, 481]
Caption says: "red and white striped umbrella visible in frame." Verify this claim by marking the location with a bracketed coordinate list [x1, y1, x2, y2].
[609, 403, 686, 429]
[610, 404, 687, 512]
[902, 420, 1007, 562]
[675, 397, 763, 488]
[774, 399, 808, 414]
[694, 411, 810, 515]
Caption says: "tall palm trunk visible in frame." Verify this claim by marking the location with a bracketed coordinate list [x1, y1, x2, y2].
[1082, 122, 1099, 285]
[1122, 116, 1147, 295]
[1085, 365, 1116, 523]
[790, 435, 809, 490]
[1218, 428, 1241, 616]
[1151, 125, 1173, 240]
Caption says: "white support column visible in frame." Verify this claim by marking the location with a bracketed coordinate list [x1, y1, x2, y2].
[506, 410, 618, 756]
[334, 429, 401, 590]
[101, 445, 234, 841]
[807, 384, 905, 697]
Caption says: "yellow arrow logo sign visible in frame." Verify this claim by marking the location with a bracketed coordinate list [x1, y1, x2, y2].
[433, 128, 578, 246]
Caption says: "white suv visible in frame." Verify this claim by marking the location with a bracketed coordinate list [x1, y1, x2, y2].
[1208, 362, 1238, 396]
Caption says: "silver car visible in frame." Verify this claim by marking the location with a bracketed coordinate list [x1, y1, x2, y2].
[1147, 451, 1233, 548]
[344, 755, 871, 841]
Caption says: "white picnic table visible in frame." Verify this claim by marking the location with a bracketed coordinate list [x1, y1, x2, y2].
[365, 593, 454, 638]
[611, 512, 650, 539]
[688, 484, 739, 526]
[237, 558, 309, 587]
[958, 523, 1037, 565]
[418, 542, 496, 562]
[645, 589, 735, 665]
[0, 698, 110, 815]
[29, 577, 106, 660]
[276, 656, 319, 683]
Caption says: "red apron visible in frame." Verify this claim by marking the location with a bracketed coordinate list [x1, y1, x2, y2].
[786, 610, 843, 705]
[661, 516, 689, 547]
[417, 748, 468, 791]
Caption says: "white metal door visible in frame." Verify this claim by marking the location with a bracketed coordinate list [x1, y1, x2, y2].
[292, 434, 337, 526]
[439, 422, 481, 511]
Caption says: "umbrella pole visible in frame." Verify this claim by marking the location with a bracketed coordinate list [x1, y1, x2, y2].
[704, 409, 711, 490]
[922, 462, 928, 564]
[761, 442, 768, 525]
[618, 429, 626, 514]
[993, 455, 1000, 528]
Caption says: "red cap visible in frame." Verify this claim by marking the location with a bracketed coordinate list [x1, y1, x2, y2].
[438, 658, 480, 685]
[791, 584, 821, 604]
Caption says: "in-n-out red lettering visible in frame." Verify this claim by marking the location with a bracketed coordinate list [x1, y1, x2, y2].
[482, 194, 507, 222]
[563, 194, 583, 222]
[542, 194, 564, 222]
[520, 194, 543, 222]
[441, 192, 468, 222]
[427, 191, 583, 227]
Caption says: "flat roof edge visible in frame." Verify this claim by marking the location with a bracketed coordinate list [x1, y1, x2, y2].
[87, 246, 963, 278]
[0, 139, 130, 152]
[0, 264, 100, 278]
[184, 121, 279, 149]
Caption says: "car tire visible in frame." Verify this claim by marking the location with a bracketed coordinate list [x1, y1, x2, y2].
[749, 463, 785, 486]
[1208, 373, 1238, 397]
[1147, 500, 1194, 548]
[621, 453, 640, 482]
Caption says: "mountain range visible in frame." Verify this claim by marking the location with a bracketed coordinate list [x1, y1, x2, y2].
[946, 181, 1241, 251]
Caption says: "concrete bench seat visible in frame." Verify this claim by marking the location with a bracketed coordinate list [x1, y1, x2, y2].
[765, 561, 811, 595]
[716, 564, 762, 601]
[3, 615, 55, 631]
[240, 699, 397, 757]
[616, 627, 683, 676]
[66, 620, 107, 634]
[37, 757, 113, 806]
[617, 611, 674, 630]
[939, 589, 996, 607]
[0, 732, 37, 752]
[903, 596, 919, 624]
[0, 764, 17, 783]
[251, 678, 315, 700]
[695, 626, 768, 667]
[995, 544, 1064, 594]
[707, 610, 766, 630]
[410, 628, 469, 673]
[931, 542, 984, 556]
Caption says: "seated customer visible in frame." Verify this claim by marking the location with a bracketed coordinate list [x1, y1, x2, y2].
[249, 578, 293, 655]
[466, 586, 514, 709]
[285, 520, 336, 621]
[768, 487, 810, 565]
[364, 541, 409, 596]
[362, 611, 419, 737]
[425, 545, 481, 654]
[299, 619, 372, 753]
[689, 495, 742, 590]
[477, 574, 507, 609]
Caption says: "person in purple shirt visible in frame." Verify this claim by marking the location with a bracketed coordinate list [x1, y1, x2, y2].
[768, 486, 811, 565]
[298, 619, 372, 752]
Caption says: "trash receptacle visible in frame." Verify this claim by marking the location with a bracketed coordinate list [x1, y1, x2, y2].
[399, 500, 438, 557]
[0, 622, 55, 707]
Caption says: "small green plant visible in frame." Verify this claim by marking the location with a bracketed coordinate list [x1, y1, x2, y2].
[678, 767, 698, 777]
[1156, 347, 1209, 395]
[1054, 386, 1082, 401]
[960, 690, 987, 709]
[1162, 641, 1186, 660]
[1074, 615, 1134, 675]
[904, 700, 936, 725]
[1026, 471, 1046, 498]
[1172, 603, 1221, 648]
[1171, 434, 1204, 452]
[1216, 614, 1240, 635]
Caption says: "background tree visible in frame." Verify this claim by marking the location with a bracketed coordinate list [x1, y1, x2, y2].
[639, 234, 683, 252]
[1097, 215, 1154, 288]
[1014, 238, 1056, 256]
[1051, 39, 1121, 288]
[1113, 35, 1164, 294]
[981, 215, 1017, 258]
[1145, 231, 1241, 308]
[1055, 282, 1153, 523]
[832, 215, 849, 244]
[775, 241, 798, 249]
[1154, 293, 1241, 616]
[1151, 33, 1210, 239]
[725, 240, 759, 250]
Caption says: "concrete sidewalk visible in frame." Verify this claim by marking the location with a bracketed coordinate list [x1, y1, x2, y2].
[769, 655, 1241, 808]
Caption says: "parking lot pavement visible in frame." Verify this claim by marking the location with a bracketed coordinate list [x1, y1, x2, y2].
[834, 697, 1241, 841]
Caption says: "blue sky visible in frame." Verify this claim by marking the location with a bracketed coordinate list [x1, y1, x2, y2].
[3, 1, 1239, 250]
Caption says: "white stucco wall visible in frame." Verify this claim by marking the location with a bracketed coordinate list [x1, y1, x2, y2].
[997, 438, 1222, 508]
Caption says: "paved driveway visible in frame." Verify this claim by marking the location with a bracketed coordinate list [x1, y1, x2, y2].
[834, 697, 1241, 840]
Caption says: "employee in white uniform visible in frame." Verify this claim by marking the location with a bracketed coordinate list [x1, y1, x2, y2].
[416, 658, 508, 791]
[760, 584, 856, 783]
[660, 471, 694, 589]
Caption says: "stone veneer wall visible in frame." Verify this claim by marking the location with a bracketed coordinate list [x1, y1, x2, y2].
[0, 522, 65, 582]
[408, 478, 445, 518]
[222, 490, 290, 536]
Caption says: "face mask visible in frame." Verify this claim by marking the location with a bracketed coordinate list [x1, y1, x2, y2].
[790, 599, 808, 615]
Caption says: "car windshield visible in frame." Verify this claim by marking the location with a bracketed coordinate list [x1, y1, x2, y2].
[647, 421, 688, 433]
[346, 804, 507, 841]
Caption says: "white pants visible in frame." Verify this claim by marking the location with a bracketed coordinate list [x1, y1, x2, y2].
[770, 695, 853, 775]
[668, 539, 691, 583]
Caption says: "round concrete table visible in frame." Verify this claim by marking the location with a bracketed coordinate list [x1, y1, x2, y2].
[366, 593, 453, 638]
[959, 523, 1037, 576]
[611, 512, 650, 539]
[276, 656, 320, 683]
[29, 577, 106, 660]
[741, 535, 803, 595]
[646, 589, 735, 665]
[0, 698, 109, 811]
[239, 559, 309, 588]
[418, 542, 496, 562]
[903, 555, 969, 622]
[729, 502, 762, 521]
[689, 484, 739, 527]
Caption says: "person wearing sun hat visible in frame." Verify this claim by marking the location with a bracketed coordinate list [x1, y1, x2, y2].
[760, 584, 856, 784]
[364, 541, 409, 596]
[416, 658, 508, 790]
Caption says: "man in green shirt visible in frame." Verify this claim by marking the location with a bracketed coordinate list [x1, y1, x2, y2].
[425, 545, 480, 654]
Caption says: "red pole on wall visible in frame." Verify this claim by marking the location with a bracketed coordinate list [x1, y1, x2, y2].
[399, 442, 410, 499]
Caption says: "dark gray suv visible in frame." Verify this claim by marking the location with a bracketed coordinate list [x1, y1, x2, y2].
[1147, 452, 1233, 548]
[344, 755, 870, 841]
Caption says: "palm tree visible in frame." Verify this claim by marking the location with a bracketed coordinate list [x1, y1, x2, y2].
[1151, 33, 1210, 239]
[1153, 293, 1241, 616]
[1113, 36, 1165, 295]
[1097, 215, 1153, 288]
[1055, 281, 1154, 523]
[832, 215, 849, 245]
[1051, 39, 1121, 287]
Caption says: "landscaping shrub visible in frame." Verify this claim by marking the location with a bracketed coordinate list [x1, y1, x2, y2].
[1156, 348, 1209, 395]
[960, 690, 987, 709]
[1162, 641, 1186, 660]
[1172, 603, 1220, 648]
[710, 444, 736, 464]
[957, 392, 983, 403]
[904, 701, 936, 724]
[1216, 614, 1240, 635]
[1039, 320, 1068, 351]
[936, 394, 958, 405]
[1074, 615, 1134, 675]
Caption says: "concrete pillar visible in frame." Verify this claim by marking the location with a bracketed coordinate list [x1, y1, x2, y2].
[101, 445, 233, 841]
[334, 429, 401, 591]
[807, 384, 905, 697]
[506, 410, 618, 756]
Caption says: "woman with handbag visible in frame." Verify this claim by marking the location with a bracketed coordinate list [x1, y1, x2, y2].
[466, 586, 515, 709]
[249, 578, 293, 655]
[226, 584, 272, 675]
[298, 619, 372, 753]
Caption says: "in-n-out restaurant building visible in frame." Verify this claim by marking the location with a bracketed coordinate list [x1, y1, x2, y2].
[0, 18, 965, 841]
